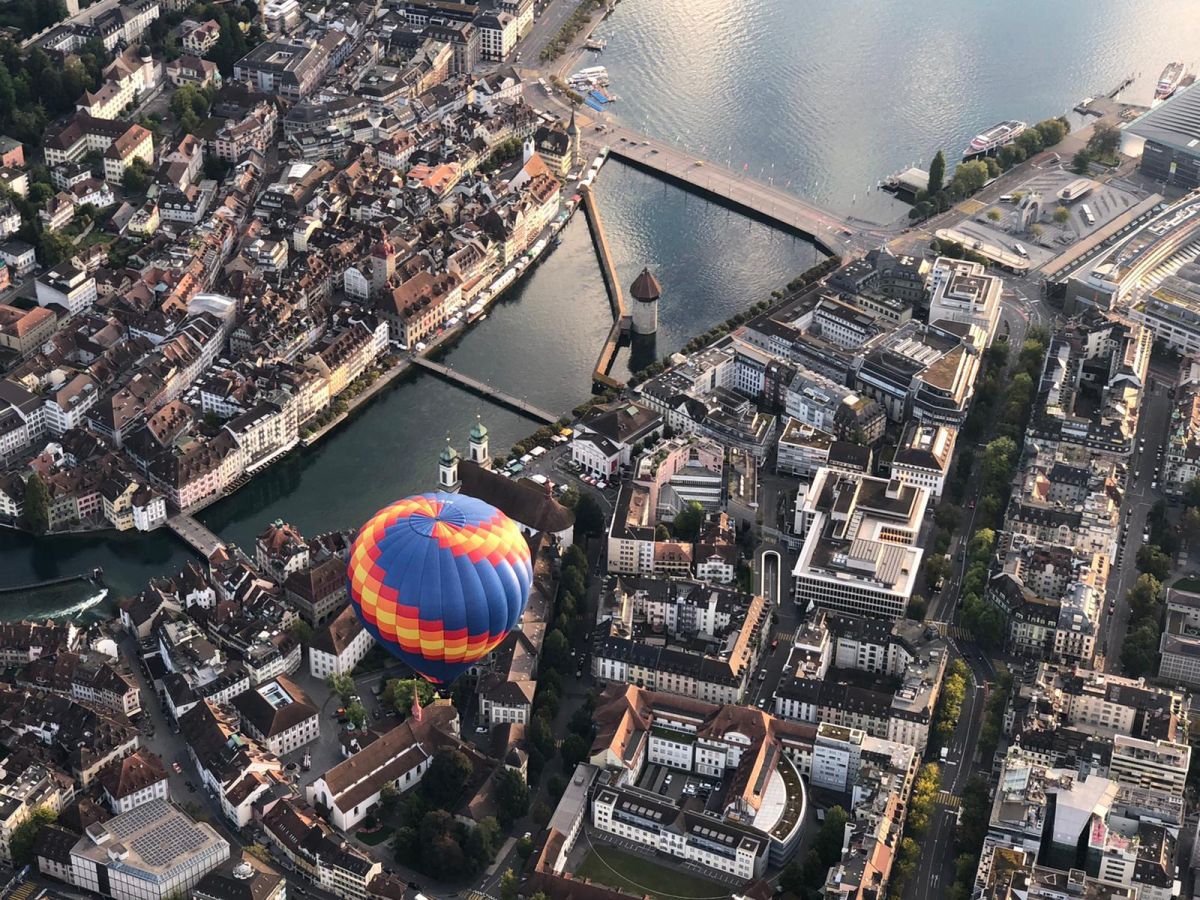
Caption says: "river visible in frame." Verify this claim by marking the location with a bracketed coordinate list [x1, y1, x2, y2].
[4, 0, 1200, 618]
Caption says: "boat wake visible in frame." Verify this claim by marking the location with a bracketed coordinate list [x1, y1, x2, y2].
[43, 589, 108, 620]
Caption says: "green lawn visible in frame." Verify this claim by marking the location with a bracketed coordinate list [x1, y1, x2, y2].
[355, 825, 393, 846]
[1174, 575, 1200, 593]
[574, 846, 727, 899]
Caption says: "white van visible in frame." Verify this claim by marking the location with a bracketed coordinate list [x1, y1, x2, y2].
[1012, 243, 1028, 257]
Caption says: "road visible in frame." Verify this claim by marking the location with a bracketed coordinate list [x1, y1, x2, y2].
[517, 0, 590, 69]
[906, 644, 989, 900]
[1101, 372, 1174, 670]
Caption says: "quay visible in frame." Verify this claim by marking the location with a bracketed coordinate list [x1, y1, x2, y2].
[410, 358, 560, 424]
[579, 184, 629, 391]
[167, 514, 227, 559]
[599, 124, 862, 256]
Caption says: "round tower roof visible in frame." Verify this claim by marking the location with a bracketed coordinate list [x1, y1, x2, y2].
[470, 416, 488, 441]
[439, 438, 459, 465]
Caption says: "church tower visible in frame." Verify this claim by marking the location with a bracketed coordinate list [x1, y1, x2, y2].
[370, 225, 396, 297]
[567, 105, 580, 169]
[468, 415, 490, 469]
[438, 436, 460, 492]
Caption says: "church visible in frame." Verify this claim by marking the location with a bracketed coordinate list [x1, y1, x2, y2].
[437, 417, 576, 545]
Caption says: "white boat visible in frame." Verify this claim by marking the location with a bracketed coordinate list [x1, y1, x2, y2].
[964, 120, 1027, 157]
[1156, 62, 1185, 99]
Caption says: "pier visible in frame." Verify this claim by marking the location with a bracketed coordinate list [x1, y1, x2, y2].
[579, 184, 629, 391]
[411, 358, 560, 424]
[599, 124, 865, 256]
[167, 514, 227, 559]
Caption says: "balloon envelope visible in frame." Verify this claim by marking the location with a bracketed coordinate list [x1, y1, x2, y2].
[347, 492, 533, 683]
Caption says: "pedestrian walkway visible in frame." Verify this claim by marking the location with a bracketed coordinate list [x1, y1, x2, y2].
[934, 790, 961, 809]
[772, 627, 797, 643]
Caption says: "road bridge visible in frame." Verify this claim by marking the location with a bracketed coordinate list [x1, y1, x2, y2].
[411, 358, 559, 425]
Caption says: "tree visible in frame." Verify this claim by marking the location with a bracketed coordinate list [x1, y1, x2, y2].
[496, 769, 530, 827]
[286, 619, 313, 644]
[986, 209, 1001, 222]
[122, 157, 152, 193]
[10, 805, 56, 866]
[654, 523, 670, 541]
[1181, 506, 1200, 543]
[672, 500, 706, 542]
[384, 678, 435, 715]
[1088, 123, 1120, 160]
[1034, 117, 1069, 147]
[1015, 129, 1044, 156]
[907, 595, 927, 621]
[1121, 622, 1160, 676]
[924, 553, 951, 587]
[928, 150, 946, 196]
[423, 749, 472, 808]
[500, 869, 520, 900]
[1029, 223, 1044, 238]
[573, 492, 605, 538]
[950, 160, 989, 197]
[20, 472, 49, 534]
[532, 799, 552, 826]
[1071, 148, 1092, 175]
[37, 229, 75, 267]
[813, 805, 850, 865]
[1135, 545, 1172, 581]
[346, 699, 367, 729]
[542, 628, 571, 672]
[379, 780, 400, 814]
[245, 843, 272, 862]
[1184, 477, 1200, 508]
[326, 673, 356, 700]
[998, 143, 1026, 170]
[560, 733, 589, 771]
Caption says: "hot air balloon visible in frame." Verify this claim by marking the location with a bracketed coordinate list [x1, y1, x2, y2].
[346, 492, 533, 684]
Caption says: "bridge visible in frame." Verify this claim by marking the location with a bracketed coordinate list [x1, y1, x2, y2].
[578, 184, 629, 391]
[599, 124, 863, 256]
[167, 514, 227, 559]
[411, 358, 560, 425]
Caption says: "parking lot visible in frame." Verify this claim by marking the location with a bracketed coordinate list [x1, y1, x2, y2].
[950, 165, 1147, 270]
[635, 762, 727, 812]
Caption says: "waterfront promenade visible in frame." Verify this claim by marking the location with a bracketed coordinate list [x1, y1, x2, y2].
[411, 358, 559, 424]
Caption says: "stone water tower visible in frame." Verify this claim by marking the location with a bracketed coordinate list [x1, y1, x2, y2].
[630, 267, 662, 335]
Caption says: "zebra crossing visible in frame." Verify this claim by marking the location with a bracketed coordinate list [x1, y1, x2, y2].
[935, 790, 961, 809]
[925, 621, 973, 642]
[773, 627, 798, 643]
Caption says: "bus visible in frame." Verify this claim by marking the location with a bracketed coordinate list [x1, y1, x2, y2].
[1080, 204, 1095, 227]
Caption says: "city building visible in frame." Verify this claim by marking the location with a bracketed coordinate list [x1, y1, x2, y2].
[97, 749, 168, 814]
[69, 799, 230, 900]
[926, 255, 1003, 344]
[231, 675, 320, 756]
[890, 421, 956, 499]
[791, 467, 928, 619]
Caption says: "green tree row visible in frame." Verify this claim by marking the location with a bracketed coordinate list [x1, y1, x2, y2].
[913, 118, 1069, 221]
